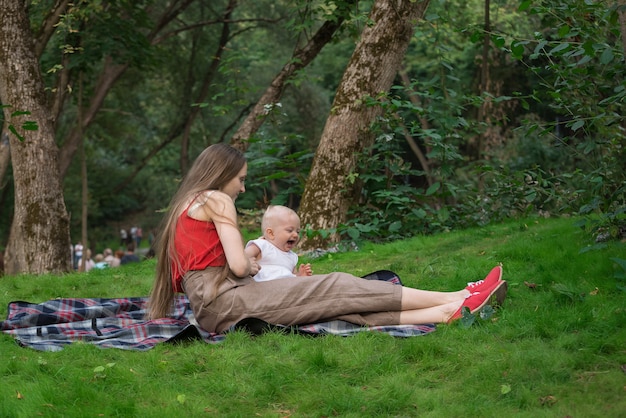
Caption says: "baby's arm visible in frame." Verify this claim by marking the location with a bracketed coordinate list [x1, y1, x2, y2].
[296, 263, 312, 276]
[244, 242, 261, 259]
[244, 242, 262, 274]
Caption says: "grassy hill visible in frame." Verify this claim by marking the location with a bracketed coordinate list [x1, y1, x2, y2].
[1, 216, 624, 417]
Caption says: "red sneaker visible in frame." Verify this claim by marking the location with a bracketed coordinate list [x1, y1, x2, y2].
[448, 279, 507, 323]
[465, 266, 503, 294]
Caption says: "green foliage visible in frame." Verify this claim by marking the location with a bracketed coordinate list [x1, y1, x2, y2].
[325, 0, 625, 248]
[4, 0, 625, 260]
[342, 129, 434, 243]
[244, 134, 315, 209]
[509, 0, 626, 241]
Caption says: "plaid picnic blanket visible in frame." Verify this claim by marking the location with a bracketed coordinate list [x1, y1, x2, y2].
[0, 271, 436, 352]
[0, 296, 218, 352]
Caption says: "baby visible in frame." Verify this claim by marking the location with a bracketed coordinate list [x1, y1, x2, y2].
[244, 205, 312, 282]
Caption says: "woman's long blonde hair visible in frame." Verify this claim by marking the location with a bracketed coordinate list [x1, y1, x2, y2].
[147, 143, 246, 319]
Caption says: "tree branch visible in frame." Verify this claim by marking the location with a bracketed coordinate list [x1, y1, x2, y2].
[34, 0, 71, 58]
[231, 17, 348, 149]
[152, 17, 283, 44]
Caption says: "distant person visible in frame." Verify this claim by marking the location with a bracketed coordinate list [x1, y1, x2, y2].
[130, 226, 138, 245]
[114, 250, 125, 263]
[73, 242, 83, 270]
[244, 205, 312, 282]
[120, 243, 141, 265]
[120, 229, 128, 247]
[135, 227, 143, 248]
[103, 248, 121, 268]
[78, 249, 95, 272]
[93, 253, 109, 270]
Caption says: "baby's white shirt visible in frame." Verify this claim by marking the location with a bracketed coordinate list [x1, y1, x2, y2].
[246, 238, 298, 282]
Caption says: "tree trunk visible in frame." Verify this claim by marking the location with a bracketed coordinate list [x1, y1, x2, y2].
[79, 73, 88, 273]
[0, 0, 72, 274]
[298, 0, 431, 250]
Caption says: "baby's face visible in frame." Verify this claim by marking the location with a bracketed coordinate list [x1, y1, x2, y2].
[267, 213, 301, 252]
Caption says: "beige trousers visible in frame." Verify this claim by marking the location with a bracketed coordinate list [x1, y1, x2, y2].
[183, 267, 402, 333]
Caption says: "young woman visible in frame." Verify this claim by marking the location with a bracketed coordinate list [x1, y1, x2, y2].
[148, 144, 506, 333]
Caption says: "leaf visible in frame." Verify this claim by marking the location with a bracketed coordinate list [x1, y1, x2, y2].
[500, 384, 512, 395]
[551, 283, 574, 298]
[520, 98, 529, 110]
[347, 228, 360, 241]
[22, 121, 39, 131]
[492, 36, 506, 48]
[470, 31, 482, 43]
[93, 366, 105, 373]
[388, 221, 402, 232]
[479, 305, 495, 320]
[425, 182, 440, 196]
[8, 125, 25, 142]
[177, 394, 186, 404]
[534, 40, 548, 55]
[459, 307, 476, 328]
[10, 110, 31, 117]
[540, 395, 557, 406]
[518, 0, 531, 11]
[511, 40, 525, 58]
[570, 120, 584, 131]
[549, 42, 570, 55]
[524, 281, 538, 289]
[600, 48, 614, 64]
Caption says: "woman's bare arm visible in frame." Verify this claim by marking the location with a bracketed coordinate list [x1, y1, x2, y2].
[194, 191, 258, 277]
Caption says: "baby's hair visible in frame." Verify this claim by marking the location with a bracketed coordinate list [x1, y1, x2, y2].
[261, 205, 298, 231]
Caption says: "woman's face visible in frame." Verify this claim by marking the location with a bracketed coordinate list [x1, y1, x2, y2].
[221, 163, 247, 201]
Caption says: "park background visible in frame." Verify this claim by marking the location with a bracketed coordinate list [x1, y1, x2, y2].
[0, 0, 624, 273]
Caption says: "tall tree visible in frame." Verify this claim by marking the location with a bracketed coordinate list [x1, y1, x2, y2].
[0, 0, 71, 274]
[298, 0, 431, 250]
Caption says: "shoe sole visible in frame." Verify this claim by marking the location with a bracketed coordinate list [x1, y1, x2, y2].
[490, 280, 508, 307]
[470, 280, 507, 314]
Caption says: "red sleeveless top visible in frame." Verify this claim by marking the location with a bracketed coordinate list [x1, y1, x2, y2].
[171, 210, 226, 293]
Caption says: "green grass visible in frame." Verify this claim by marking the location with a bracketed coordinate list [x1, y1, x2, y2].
[1, 216, 625, 417]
